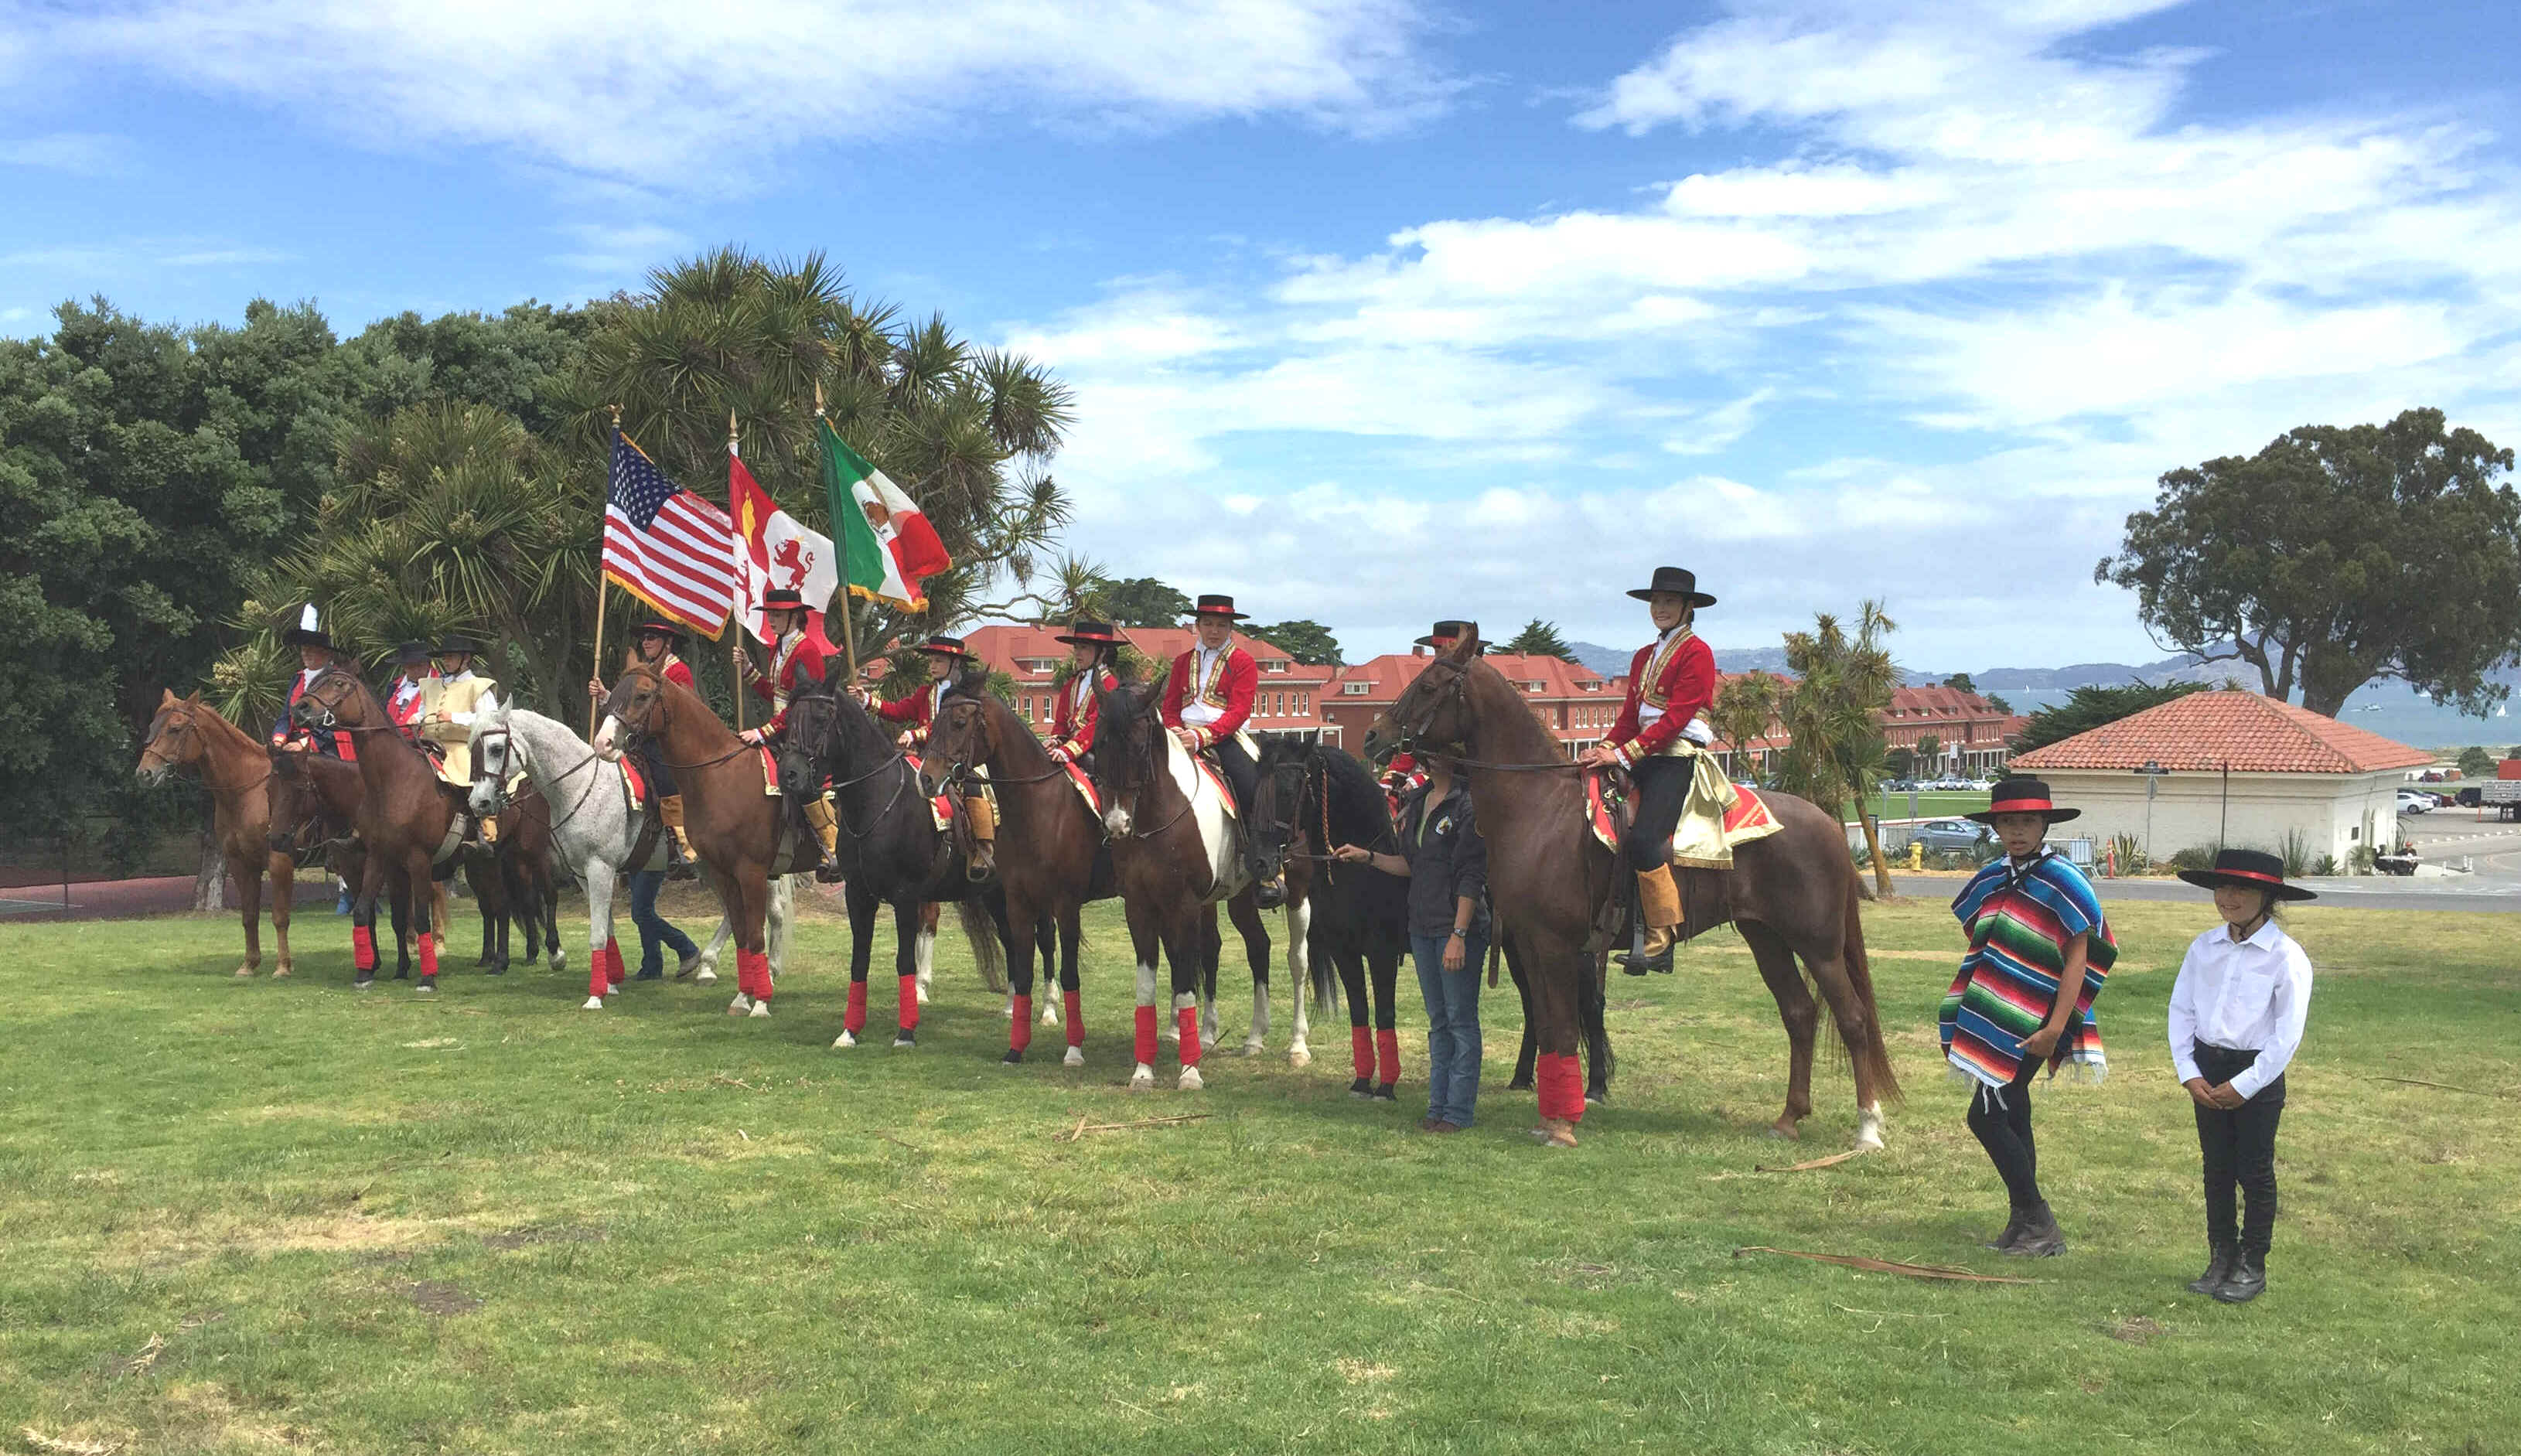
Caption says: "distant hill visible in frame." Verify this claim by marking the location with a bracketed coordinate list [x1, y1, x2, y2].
[1575, 640, 2268, 690]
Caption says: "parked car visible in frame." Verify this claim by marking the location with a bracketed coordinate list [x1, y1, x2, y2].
[1911, 818, 1994, 854]
[2395, 789, 2434, 815]
[2458, 786, 2484, 807]
[1930, 776, 1969, 791]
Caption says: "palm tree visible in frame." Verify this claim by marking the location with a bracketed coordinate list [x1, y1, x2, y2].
[1776, 600, 1901, 897]
[1710, 673, 1781, 779]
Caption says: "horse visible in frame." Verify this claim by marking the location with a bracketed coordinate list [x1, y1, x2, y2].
[598, 663, 810, 1018]
[470, 704, 777, 1008]
[135, 690, 304, 977]
[1089, 680, 1312, 1090]
[476, 779, 561, 975]
[263, 743, 433, 981]
[292, 667, 476, 992]
[1373, 634, 1897, 1149]
[778, 678, 1005, 1050]
[923, 671, 1116, 1064]
[1248, 738, 1408, 1096]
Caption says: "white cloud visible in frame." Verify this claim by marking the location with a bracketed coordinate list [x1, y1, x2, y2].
[18, 0, 1452, 180]
[0, 131, 133, 174]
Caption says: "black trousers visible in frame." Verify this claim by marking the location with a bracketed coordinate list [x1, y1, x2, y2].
[636, 738, 678, 796]
[2193, 1042, 2284, 1254]
[1967, 1058, 2046, 1209]
[1624, 755, 1690, 871]
[1211, 732, 1260, 817]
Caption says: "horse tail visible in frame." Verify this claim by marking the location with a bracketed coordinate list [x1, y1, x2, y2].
[1307, 916, 1339, 1016]
[1838, 872, 1902, 1104]
[957, 898, 1008, 994]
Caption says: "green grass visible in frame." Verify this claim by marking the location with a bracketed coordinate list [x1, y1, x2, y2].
[2, 889, 2513, 1454]
[1859, 790, 1995, 823]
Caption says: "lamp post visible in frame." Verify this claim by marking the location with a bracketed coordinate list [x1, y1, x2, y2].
[2134, 759, 2171, 864]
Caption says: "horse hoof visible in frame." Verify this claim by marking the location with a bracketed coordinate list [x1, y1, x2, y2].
[1288, 1045, 1311, 1069]
[693, 967, 717, 984]
[1237, 1040, 1263, 1059]
[749, 1001, 772, 1019]
[891, 1029, 914, 1047]
[582, 996, 606, 1011]
[1041, 1004, 1059, 1026]
[1854, 1112, 1886, 1151]
[916, 986, 933, 1007]
[485, 964, 506, 977]
[234, 965, 255, 978]
[1585, 1093, 1607, 1107]
[728, 993, 753, 1015]
[1063, 1046, 1085, 1068]
[834, 1030, 859, 1049]
[1371, 1083, 1397, 1102]
[1001, 1047, 1024, 1065]
[1765, 1120, 1801, 1142]
[1004, 1003, 1015, 1019]
[1349, 1079, 1373, 1098]
[1178, 1066, 1204, 1091]
[1506, 1077, 1533, 1093]
[353, 977, 375, 991]
[551, 954, 566, 970]
[271, 966, 290, 979]
[1129, 1064, 1155, 1090]
[414, 981, 435, 996]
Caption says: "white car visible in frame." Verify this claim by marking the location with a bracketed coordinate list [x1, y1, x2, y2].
[2395, 789, 2434, 815]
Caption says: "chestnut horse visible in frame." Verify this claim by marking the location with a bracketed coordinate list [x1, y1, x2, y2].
[923, 673, 1114, 1064]
[598, 663, 805, 1018]
[1373, 636, 1896, 1149]
[1089, 681, 1312, 1090]
[294, 667, 474, 991]
[266, 746, 428, 980]
[135, 690, 301, 977]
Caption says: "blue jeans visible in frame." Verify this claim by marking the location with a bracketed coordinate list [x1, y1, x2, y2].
[628, 869, 697, 977]
[1412, 933, 1486, 1128]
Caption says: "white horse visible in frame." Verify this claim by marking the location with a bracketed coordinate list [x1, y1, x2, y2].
[470, 706, 787, 1011]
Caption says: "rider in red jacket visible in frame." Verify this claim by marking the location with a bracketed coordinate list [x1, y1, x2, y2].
[1160, 594, 1270, 893]
[1047, 619, 1124, 767]
[1578, 566, 1719, 974]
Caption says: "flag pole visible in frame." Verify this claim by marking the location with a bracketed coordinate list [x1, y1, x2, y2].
[728, 408, 748, 733]
[817, 379, 862, 688]
[591, 404, 618, 739]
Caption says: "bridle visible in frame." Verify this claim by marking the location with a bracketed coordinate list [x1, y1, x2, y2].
[930, 696, 1069, 789]
[1392, 657, 1586, 775]
[1107, 690, 1193, 841]
[607, 663, 752, 772]
[783, 685, 911, 841]
[297, 667, 401, 736]
[472, 721, 608, 834]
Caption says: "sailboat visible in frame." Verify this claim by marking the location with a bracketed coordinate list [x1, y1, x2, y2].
[2499, 705, 2509, 719]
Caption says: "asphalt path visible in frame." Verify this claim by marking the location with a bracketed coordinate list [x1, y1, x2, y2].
[1888, 875, 2521, 914]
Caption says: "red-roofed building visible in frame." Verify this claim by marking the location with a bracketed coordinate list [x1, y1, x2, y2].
[962, 623, 1336, 739]
[1321, 647, 1619, 752]
[2011, 690, 2434, 864]
[1881, 684, 2025, 777]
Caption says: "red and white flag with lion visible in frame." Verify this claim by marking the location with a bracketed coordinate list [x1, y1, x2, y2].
[728, 444, 840, 646]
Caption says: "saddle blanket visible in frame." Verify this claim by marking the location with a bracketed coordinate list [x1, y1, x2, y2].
[757, 745, 780, 797]
[898, 754, 957, 833]
[621, 758, 646, 814]
[1586, 772, 1783, 860]
[1064, 761, 1101, 817]
[1192, 752, 1237, 820]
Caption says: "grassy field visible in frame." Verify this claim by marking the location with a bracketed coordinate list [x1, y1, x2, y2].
[1, 887, 2513, 1454]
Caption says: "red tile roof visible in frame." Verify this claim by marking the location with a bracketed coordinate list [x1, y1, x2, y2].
[2011, 690, 2433, 775]
[961, 623, 1335, 685]
[1328, 651, 1612, 703]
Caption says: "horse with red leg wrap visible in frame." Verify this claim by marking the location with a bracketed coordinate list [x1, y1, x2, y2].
[1249, 738, 1400, 1093]
[289, 668, 469, 994]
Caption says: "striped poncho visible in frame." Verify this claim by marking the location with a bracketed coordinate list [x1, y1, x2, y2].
[1940, 850, 2117, 1088]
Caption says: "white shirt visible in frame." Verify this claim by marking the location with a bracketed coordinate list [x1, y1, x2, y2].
[1179, 643, 1230, 728]
[2167, 918, 2313, 1100]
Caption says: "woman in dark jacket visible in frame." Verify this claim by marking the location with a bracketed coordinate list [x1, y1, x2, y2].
[1334, 754, 1489, 1132]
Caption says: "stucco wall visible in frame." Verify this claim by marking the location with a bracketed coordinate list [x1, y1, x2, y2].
[2034, 769, 2407, 866]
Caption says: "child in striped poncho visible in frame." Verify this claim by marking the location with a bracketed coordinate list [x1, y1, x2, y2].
[1939, 778, 2117, 1258]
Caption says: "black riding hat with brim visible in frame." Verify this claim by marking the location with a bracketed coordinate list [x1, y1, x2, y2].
[633, 619, 684, 643]
[1416, 619, 1475, 648]
[1966, 776, 2081, 825]
[761, 587, 809, 612]
[1186, 594, 1248, 620]
[435, 634, 482, 657]
[2177, 847, 2317, 901]
[1056, 619, 1122, 646]
[1626, 565, 1717, 608]
[392, 640, 431, 665]
[917, 633, 976, 660]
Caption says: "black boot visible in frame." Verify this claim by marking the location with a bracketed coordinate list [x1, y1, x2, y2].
[2213, 1246, 2267, 1304]
[2186, 1241, 2237, 1295]
[1985, 1206, 2031, 1252]
[2003, 1202, 2066, 1257]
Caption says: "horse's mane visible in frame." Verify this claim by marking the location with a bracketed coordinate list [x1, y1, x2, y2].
[1090, 679, 1162, 790]
[1311, 744, 1394, 842]
[939, 663, 992, 702]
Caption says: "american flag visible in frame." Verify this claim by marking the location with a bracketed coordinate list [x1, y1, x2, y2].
[604, 431, 737, 636]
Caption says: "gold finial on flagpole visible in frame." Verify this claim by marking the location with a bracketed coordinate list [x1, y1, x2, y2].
[608, 403, 622, 428]
[814, 378, 826, 418]
[728, 408, 739, 448]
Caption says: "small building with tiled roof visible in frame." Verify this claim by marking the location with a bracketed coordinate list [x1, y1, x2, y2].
[2011, 690, 2434, 866]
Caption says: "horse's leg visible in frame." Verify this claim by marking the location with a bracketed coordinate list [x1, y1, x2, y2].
[1003, 892, 1039, 1063]
[231, 848, 262, 977]
[1505, 937, 1538, 1091]
[1032, 916, 1059, 1025]
[1283, 894, 1313, 1067]
[1165, 910, 1207, 1091]
[1226, 891, 1274, 1057]
[890, 897, 923, 1047]
[766, 872, 793, 984]
[1581, 950, 1612, 1106]
[388, 871, 412, 981]
[1740, 922, 1820, 1141]
[1338, 944, 1373, 1094]
[411, 849, 445, 991]
[1058, 904, 1086, 1066]
[268, 848, 295, 977]
[832, 878, 878, 1045]
[1371, 943, 1402, 1100]
[582, 863, 619, 1010]
[541, 857, 563, 968]
[916, 899, 939, 1008]
[1165, 905, 1211, 1047]
[1125, 895, 1164, 1089]
[1198, 903, 1224, 1052]
[1793, 934, 1888, 1151]
[350, 855, 382, 988]
[1527, 929, 1586, 1147]
[739, 867, 773, 1019]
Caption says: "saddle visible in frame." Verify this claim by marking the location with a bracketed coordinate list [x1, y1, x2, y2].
[1580, 766, 1783, 954]
[1187, 747, 1240, 820]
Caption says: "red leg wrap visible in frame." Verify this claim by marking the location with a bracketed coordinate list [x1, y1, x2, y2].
[417, 931, 438, 979]
[1351, 1026, 1373, 1079]
[748, 950, 772, 1002]
[898, 974, 919, 1031]
[1376, 1028, 1402, 1086]
[351, 924, 376, 972]
[844, 980, 868, 1035]
[1177, 1005, 1203, 1067]
[605, 938, 626, 986]
[1534, 1052, 1563, 1120]
[1064, 989, 1084, 1047]
[1011, 995, 1033, 1052]
[1544, 1053, 1585, 1124]
[587, 946, 609, 1000]
[1133, 1004, 1158, 1066]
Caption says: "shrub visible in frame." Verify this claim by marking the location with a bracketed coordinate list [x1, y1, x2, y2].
[2349, 844, 2378, 874]
[2280, 827, 2311, 879]
[2457, 745, 2496, 778]
[2312, 853, 2340, 877]
[2168, 846, 2219, 873]
[2109, 832, 2147, 875]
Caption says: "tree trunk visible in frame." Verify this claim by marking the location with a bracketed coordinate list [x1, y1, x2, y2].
[193, 830, 227, 912]
[1859, 810, 1893, 899]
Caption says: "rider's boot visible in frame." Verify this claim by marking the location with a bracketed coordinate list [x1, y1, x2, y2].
[661, 794, 696, 881]
[1615, 863, 1682, 974]
[803, 795, 844, 883]
[479, 812, 500, 847]
[965, 793, 998, 881]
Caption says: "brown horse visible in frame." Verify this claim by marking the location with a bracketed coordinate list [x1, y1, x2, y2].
[135, 690, 301, 977]
[265, 745, 434, 980]
[597, 663, 803, 1018]
[923, 676, 1113, 1064]
[294, 667, 470, 992]
[1373, 635, 1896, 1149]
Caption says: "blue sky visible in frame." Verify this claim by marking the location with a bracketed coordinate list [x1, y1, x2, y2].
[7, 0, 2519, 671]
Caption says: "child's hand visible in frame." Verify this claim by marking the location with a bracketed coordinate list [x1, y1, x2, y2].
[2183, 1077, 2215, 1107]
[2021, 1023, 2062, 1059]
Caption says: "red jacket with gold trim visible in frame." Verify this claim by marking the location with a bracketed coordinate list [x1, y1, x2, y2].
[749, 628, 832, 732]
[658, 654, 697, 694]
[1161, 646, 1257, 747]
[1605, 630, 1716, 767]
[1051, 667, 1119, 756]
[875, 679, 947, 743]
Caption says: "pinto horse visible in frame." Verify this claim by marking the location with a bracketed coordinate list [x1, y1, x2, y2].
[1373, 635, 1897, 1149]
[1248, 738, 1409, 1096]
[779, 679, 1005, 1050]
[292, 667, 474, 991]
[135, 691, 303, 978]
[598, 663, 807, 1018]
[1089, 681, 1312, 1089]
[923, 673, 1114, 1064]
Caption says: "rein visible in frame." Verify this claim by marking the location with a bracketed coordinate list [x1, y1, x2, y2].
[485, 728, 608, 835]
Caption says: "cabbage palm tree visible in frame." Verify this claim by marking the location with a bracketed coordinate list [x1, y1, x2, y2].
[1776, 600, 1901, 896]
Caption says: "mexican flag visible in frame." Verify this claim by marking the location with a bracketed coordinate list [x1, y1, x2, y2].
[822, 418, 949, 612]
[728, 444, 837, 645]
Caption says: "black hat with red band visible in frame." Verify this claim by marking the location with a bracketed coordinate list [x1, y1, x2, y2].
[1965, 776, 2080, 825]
[2176, 847, 2317, 902]
[1055, 619, 1122, 646]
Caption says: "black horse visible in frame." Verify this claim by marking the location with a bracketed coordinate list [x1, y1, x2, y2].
[779, 679, 1005, 1049]
[1250, 738, 1411, 1097]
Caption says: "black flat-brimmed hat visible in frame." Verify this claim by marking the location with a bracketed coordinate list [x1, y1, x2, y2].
[1626, 566, 1717, 607]
[1966, 776, 2081, 825]
[1055, 619, 1122, 646]
[632, 619, 684, 643]
[761, 587, 807, 612]
[1415, 619, 1475, 648]
[281, 604, 335, 651]
[435, 634, 482, 657]
[2177, 847, 2317, 902]
[392, 640, 431, 666]
[916, 633, 975, 660]
[1186, 594, 1248, 620]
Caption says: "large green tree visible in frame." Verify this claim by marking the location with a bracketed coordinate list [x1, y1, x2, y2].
[2099, 408, 2521, 717]
[1246, 619, 1342, 667]
[2009, 680, 2209, 755]
[1709, 671, 1780, 778]
[1775, 601, 1899, 896]
[1500, 618, 1574, 661]
[1100, 576, 1193, 627]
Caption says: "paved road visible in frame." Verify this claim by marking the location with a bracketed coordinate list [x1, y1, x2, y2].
[1888, 875, 2521, 914]
[0, 873, 339, 922]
